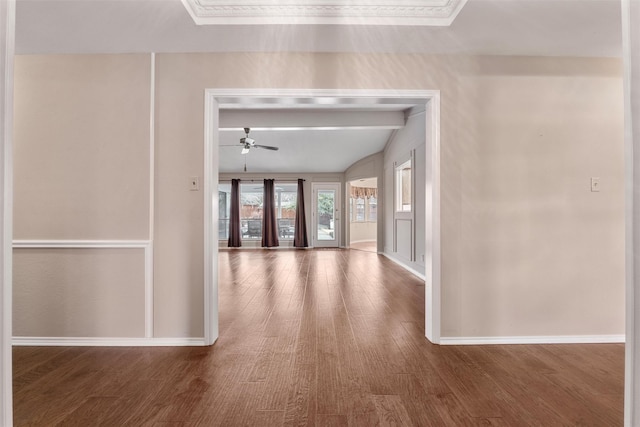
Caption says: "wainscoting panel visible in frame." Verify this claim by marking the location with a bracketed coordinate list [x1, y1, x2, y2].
[13, 246, 146, 338]
[396, 219, 413, 262]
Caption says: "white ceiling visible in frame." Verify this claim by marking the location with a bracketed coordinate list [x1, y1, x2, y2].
[219, 128, 393, 174]
[15, 0, 623, 174]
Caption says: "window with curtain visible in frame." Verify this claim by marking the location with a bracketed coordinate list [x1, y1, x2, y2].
[240, 183, 264, 239]
[218, 181, 298, 240]
[274, 183, 297, 240]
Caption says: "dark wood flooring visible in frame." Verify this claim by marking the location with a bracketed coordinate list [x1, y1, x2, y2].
[13, 249, 624, 426]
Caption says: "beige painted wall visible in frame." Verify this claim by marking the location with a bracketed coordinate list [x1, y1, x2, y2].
[449, 57, 625, 337]
[14, 55, 151, 239]
[13, 52, 625, 340]
[13, 248, 145, 337]
[13, 54, 151, 338]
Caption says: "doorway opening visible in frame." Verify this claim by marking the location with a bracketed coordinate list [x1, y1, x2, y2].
[204, 89, 441, 345]
[347, 177, 378, 253]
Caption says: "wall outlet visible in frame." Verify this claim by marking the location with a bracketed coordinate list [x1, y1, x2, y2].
[190, 176, 200, 191]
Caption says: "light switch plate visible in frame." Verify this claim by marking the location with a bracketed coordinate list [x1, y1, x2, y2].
[591, 177, 600, 192]
[190, 176, 200, 191]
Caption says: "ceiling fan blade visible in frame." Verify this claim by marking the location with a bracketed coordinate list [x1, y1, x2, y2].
[255, 145, 279, 151]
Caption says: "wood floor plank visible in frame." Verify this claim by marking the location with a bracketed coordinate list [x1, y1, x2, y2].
[13, 249, 625, 426]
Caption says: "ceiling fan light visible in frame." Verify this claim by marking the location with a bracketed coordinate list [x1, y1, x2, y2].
[241, 147, 250, 155]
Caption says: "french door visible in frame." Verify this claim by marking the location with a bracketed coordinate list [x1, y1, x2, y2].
[312, 183, 341, 248]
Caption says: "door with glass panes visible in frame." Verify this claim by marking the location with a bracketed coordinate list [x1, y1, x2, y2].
[312, 183, 341, 247]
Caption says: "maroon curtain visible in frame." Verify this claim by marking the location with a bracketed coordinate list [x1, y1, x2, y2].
[228, 179, 242, 248]
[293, 179, 309, 248]
[262, 179, 280, 248]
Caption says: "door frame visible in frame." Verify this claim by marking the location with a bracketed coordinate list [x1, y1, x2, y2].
[204, 89, 441, 345]
[312, 182, 341, 248]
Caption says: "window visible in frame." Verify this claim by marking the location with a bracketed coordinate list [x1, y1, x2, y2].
[274, 183, 297, 240]
[218, 184, 231, 239]
[369, 196, 377, 221]
[240, 183, 264, 239]
[355, 198, 365, 221]
[396, 159, 412, 212]
[218, 181, 297, 240]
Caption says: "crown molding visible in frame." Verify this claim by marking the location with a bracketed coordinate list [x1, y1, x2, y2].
[181, 0, 468, 26]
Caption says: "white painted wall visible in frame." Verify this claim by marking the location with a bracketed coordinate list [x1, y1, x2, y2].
[383, 109, 427, 275]
[349, 221, 376, 243]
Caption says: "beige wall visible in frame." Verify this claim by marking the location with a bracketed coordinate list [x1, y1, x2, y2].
[14, 55, 150, 240]
[13, 248, 145, 337]
[13, 54, 151, 338]
[449, 57, 625, 337]
[13, 52, 625, 340]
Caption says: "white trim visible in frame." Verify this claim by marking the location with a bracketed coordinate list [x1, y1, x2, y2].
[12, 336, 206, 347]
[203, 90, 219, 346]
[440, 335, 626, 346]
[622, 1, 638, 425]
[148, 52, 156, 340]
[149, 53, 156, 242]
[381, 252, 426, 281]
[12, 239, 151, 248]
[1, 0, 14, 424]
[205, 88, 441, 349]
[144, 245, 154, 338]
[426, 93, 441, 344]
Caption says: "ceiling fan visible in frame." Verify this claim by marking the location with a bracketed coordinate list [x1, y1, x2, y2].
[239, 128, 279, 154]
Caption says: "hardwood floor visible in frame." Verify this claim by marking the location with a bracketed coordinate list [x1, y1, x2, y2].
[13, 249, 624, 426]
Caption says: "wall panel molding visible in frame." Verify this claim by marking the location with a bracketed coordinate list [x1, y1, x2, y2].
[13, 239, 154, 339]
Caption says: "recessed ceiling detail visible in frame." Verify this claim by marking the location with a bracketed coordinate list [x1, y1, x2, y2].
[181, 0, 468, 26]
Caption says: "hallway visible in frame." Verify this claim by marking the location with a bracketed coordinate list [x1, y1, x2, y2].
[13, 249, 623, 425]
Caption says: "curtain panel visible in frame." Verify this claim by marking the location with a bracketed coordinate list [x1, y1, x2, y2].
[262, 179, 280, 248]
[293, 178, 309, 248]
[350, 186, 377, 199]
[228, 179, 242, 247]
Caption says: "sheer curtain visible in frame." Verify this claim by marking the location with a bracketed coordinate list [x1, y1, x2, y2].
[293, 178, 309, 248]
[262, 179, 280, 247]
[228, 179, 242, 248]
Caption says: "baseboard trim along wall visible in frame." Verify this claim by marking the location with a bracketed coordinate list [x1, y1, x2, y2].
[381, 252, 426, 281]
[439, 335, 626, 345]
[12, 337, 207, 347]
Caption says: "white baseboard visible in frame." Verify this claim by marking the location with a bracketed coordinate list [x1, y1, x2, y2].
[439, 335, 626, 345]
[12, 336, 208, 347]
[350, 239, 376, 244]
[381, 252, 426, 281]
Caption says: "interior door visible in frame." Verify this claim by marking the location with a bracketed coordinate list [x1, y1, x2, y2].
[312, 183, 341, 248]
